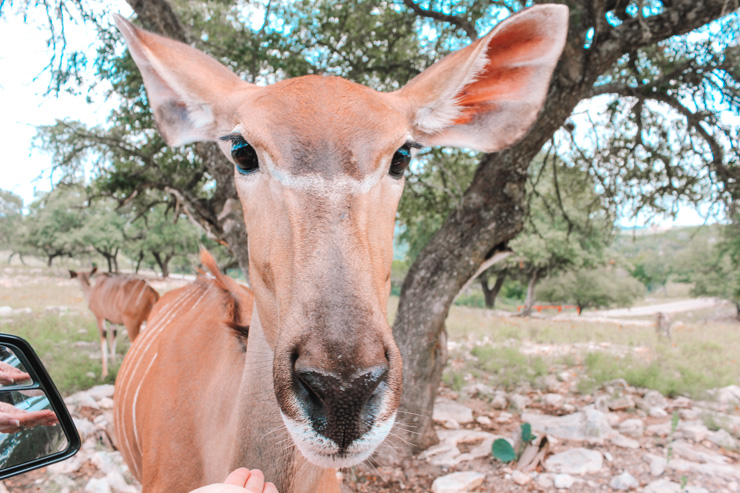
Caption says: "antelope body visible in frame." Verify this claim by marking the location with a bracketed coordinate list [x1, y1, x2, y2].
[112, 5, 569, 492]
[70, 267, 160, 378]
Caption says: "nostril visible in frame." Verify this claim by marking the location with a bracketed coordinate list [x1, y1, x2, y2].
[296, 370, 333, 404]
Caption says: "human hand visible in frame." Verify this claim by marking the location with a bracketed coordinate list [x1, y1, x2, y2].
[0, 402, 58, 433]
[190, 468, 279, 493]
[0, 361, 32, 386]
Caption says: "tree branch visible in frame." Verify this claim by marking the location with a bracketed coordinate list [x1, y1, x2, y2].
[401, 0, 478, 40]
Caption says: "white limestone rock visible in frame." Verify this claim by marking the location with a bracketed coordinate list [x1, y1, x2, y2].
[610, 433, 640, 449]
[431, 471, 485, 493]
[610, 472, 639, 491]
[523, 409, 614, 443]
[544, 393, 565, 410]
[618, 418, 644, 438]
[433, 399, 474, 425]
[553, 473, 575, 489]
[545, 448, 603, 475]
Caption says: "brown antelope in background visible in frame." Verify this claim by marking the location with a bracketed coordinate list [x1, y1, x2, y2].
[113, 5, 568, 492]
[70, 267, 160, 378]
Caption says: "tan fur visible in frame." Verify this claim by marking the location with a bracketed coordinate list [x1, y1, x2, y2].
[70, 270, 159, 378]
[112, 6, 569, 492]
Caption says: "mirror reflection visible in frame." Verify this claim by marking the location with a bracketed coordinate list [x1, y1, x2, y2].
[0, 346, 33, 387]
[0, 390, 66, 471]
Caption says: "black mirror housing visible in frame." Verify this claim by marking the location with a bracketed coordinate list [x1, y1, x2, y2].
[0, 333, 81, 480]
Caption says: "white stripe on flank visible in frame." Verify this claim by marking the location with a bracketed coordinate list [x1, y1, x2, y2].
[117, 286, 202, 472]
[131, 351, 158, 478]
[133, 282, 147, 308]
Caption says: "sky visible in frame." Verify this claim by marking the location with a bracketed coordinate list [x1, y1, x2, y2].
[0, 4, 724, 228]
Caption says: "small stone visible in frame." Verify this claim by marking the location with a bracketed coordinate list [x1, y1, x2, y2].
[496, 412, 513, 423]
[610, 472, 639, 490]
[476, 416, 492, 427]
[431, 471, 485, 493]
[511, 470, 531, 485]
[84, 478, 111, 493]
[545, 448, 603, 475]
[73, 418, 97, 441]
[536, 474, 554, 488]
[544, 393, 565, 409]
[433, 399, 474, 425]
[562, 403, 577, 413]
[98, 397, 115, 409]
[443, 419, 461, 429]
[610, 434, 640, 449]
[643, 390, 668, 409]
[678, 422, 710, 442]
[710, 385, 740, 405]
[618, 418, 644, 438]
[544, 375, 561, 393]
[646, 454, 667, 476]
[609, 395, 636, 411]
[644, 479, 709, 493]
[649, 407, 669, 418]
[708, 428, 738, 449]
[678, 408, 701, 420]
[671, 396, 693, 408]
[604, 451, 614, 461]
[554, 473, 575, 489]
[594, 395, 610, 413]
[647, 422, 672, 437]
[491, 392, 508, 410]
[509, 393, 528, 411]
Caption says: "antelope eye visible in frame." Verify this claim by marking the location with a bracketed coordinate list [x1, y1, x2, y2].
[231, 139, 259, 175]
[389, 146, 411, 179]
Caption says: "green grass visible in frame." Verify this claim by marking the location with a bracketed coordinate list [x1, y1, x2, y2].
[468, 345, 548, 390]
[3, 312, 127, 393]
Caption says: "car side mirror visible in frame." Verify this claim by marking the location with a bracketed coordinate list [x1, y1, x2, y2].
[0, 334, 81, 480]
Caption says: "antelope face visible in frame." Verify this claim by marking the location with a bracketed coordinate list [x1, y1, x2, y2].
[224, 76, 407, 467]
[116, 2, 569, 470]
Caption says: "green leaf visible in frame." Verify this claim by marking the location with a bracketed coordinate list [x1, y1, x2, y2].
[520, 423, 536, 444]
[492, 438, 516, 463]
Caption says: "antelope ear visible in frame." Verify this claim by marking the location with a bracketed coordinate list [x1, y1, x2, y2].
[69, 270, 77, 279]
[90, 266, 98, 276]
[114, 15, 252, 146]
[399, 5, 569, 153]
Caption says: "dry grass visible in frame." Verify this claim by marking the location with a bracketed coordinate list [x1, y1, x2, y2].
[3, 263, 738, 398]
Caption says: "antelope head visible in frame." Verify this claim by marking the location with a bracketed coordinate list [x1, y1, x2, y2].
[115, 5, 567, 468]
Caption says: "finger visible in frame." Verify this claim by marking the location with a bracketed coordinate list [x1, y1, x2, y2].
[244, 469, 266, 493]
[0, 376, 14, 385]
[264, 482, 279, 493]
[223, 468, 251, 487]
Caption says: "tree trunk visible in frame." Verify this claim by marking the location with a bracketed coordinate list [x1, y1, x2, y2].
[47, 255, 54, 267]
[134, 251, 145, 273]
[480, 271, 506, 308]
[152, 252, 171, 278]
[521, 270, 541, 317]
[736, 302, 740, 321]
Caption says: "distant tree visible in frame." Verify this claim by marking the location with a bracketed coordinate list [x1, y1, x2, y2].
[125, 204, 204, 278]
[680, 225, 740, 319]
[23, 187, 88, 266]
[78, 202, 126, 272]
[538, 267, 646, 313]
[0, 190, 25, 263]
[504, 157, 615, 315]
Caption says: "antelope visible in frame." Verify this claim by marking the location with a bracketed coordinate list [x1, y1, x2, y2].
[70, 266, 160, 378]
[113, 5, 569, 492]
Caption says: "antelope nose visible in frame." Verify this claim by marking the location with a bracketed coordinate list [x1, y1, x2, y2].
[293, 363, 389, 449]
